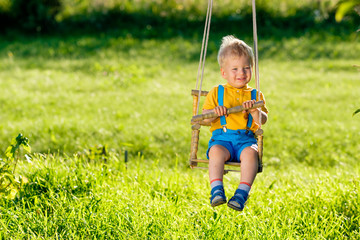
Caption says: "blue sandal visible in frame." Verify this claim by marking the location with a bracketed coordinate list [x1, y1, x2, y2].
[227, 189, 248, 211]
[210, 185, 227, 207]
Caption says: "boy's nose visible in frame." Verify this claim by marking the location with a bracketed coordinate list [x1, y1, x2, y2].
[238, 70, 246, 76]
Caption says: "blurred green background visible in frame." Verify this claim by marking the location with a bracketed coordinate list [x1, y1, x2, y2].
[0, 0, 359, 164]
[0, 0, 358, 37]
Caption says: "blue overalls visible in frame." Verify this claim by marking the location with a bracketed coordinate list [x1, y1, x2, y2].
[206, 85, 258, 162]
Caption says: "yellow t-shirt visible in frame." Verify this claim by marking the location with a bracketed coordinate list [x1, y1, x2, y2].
[203, 83, 268, 133]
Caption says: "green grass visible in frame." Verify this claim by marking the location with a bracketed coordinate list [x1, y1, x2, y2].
[0, 33, 359, 164]
[1, 156, 359, 239]
[0, 29, 359, 238]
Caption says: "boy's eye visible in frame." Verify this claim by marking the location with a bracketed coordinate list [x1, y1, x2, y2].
[232, 68, 237, 71]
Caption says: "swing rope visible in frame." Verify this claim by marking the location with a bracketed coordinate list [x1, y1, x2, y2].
[252, 0, 262, 129]
[195, 0, 213, 115]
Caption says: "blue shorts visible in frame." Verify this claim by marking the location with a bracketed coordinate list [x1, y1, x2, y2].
[206, 129, 258, 162]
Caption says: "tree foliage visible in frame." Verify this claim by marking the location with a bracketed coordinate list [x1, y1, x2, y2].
[10, 0, 61, 31]
[336, 0, 360, 22]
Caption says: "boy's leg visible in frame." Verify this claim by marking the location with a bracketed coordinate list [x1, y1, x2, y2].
[209, 145, 230, 180]
[239, 146, 258, 185]
[228, 146, 258, 211]
[208, 145, 230, 207]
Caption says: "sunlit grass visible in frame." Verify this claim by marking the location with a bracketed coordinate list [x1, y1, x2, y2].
[0, 29, 359, 238]
[1, 154, 359, 238]
[0, 34, 359, 165]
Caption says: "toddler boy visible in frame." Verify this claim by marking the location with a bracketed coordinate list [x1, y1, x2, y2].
[202, 35, 268, 211]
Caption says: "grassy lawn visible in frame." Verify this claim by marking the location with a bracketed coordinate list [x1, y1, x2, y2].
[0, 29, 359, 238]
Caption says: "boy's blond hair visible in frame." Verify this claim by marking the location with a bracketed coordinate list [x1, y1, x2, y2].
[217, 35, 254, 68]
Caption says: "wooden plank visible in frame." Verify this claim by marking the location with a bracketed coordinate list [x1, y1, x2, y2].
[191, 166, 240, 173]
[191, 89, 209, 96]
[191, 121, 210, 127]
[191, 159, 240, 167]
[191, 101, 264, 122]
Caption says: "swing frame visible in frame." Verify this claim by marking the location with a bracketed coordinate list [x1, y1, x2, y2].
[189, 90, 264, 173]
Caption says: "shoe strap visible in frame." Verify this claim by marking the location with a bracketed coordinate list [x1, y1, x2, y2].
[235, 189, 249, 199]
[211, 185, 224, 195]
[210, 186, 225, 202]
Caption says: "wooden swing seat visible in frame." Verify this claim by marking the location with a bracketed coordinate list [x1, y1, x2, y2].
[189, 89, 264, 174]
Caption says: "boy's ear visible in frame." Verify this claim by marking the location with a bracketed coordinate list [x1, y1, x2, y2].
[220, 68, 226, 79]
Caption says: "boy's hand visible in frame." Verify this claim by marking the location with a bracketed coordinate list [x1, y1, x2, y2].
[242, 100, 257, 114]
[214, 106, 228, 117]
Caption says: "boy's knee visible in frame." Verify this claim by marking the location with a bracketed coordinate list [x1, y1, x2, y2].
[209, 145, 230, 159]
[240, 146, 258, 161]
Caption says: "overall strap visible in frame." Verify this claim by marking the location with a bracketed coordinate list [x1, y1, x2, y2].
[217, 85, 227, 132]
[246, 89, 257, 129]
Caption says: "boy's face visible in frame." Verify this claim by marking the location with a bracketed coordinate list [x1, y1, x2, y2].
[220, 55, 252, 89]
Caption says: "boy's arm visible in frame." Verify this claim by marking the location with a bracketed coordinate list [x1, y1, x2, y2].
[202, 106, 228, 123]
[243, 100, 268, 125]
